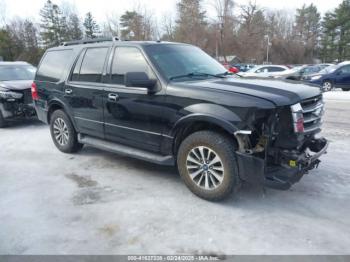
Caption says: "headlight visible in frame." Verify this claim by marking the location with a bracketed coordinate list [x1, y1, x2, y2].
[310, 75, 322, 81]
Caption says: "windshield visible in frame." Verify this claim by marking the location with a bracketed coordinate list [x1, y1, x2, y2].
[0, 65, 36, 81]
[144, 44, 227, 81]
[319, 64, 338, 74]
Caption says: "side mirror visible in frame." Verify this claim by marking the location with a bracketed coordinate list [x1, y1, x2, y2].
[125, 72, 157, 92]
[336, 70, 342, 75]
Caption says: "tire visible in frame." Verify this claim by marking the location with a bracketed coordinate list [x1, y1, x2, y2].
[322, 80, 333, 92]
[0, 109, 7, 128]
[342, 88, 350, 91]
[50, 110, 83, 153]
[177, 131, 240, 201]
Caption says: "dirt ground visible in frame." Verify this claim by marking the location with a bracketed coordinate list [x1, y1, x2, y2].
[0, 92, 349, 255]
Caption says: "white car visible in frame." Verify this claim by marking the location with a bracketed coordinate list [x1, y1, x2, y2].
[240, 65, 289, 78]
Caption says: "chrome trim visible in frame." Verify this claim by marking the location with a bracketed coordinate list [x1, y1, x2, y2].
[74, 116, 103, 124]
[234, 130, 252, 135]
[74, 116, 173, 138]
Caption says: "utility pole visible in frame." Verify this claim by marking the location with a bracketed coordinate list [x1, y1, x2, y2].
[265, 35, 270, 64]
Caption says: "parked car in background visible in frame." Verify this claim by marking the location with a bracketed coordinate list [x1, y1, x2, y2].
[308, 61, 350, 91]
[0, 62, 36, 127]
[233, 63, 255, 72]
[274, 64, 332, 81]
[240, 65, 289, 78]
[222, 62, 239, 74]
[33, 39, 328, 201]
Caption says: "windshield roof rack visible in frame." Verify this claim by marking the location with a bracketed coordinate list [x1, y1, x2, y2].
[61, 37, 120, 46]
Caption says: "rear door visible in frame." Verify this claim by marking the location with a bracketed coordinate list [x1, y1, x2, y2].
[65, 47, 110, 138]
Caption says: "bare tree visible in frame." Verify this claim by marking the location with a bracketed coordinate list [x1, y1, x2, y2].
[0, 0, 7, 26]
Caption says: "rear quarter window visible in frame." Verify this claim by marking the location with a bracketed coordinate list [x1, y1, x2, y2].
[36, 49, 73, 82]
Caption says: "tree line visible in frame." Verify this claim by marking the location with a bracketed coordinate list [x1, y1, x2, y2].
[0, 0, 349, 66]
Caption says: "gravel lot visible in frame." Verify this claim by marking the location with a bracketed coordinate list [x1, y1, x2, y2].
[1, 91, 350, 255]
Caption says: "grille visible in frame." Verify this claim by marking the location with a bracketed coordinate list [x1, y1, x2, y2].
[21, 89, 33, 104]
[300, 95, 324, 134]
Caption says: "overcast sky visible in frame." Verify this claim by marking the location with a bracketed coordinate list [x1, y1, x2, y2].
[1, 0, 344, 24]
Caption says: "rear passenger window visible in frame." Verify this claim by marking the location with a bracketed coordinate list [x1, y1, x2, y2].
[110, 47, 154, 85]
[37, 50, 73, 82]
[269, 67, 285, 72]
[76, 47, 108, 83]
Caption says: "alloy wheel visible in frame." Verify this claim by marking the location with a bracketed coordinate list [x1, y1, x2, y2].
[186, 146, 225, 190]
[53, 118, 69, 146]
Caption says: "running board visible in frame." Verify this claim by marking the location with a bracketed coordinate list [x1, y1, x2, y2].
[78, 134, 174, 166]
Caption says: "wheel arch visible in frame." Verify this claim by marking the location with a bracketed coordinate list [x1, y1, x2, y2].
[170, 113, 241, 155]
[47, 99, 78, 131]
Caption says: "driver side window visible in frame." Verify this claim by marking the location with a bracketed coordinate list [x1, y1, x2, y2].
[110, 47, 155, 85]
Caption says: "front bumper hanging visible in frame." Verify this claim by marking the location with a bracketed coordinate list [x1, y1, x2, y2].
[236, 137, 329, 190]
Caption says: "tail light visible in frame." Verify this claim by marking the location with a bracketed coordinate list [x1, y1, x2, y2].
[31, 82, 39, 100]
[291, 103, 304, 133]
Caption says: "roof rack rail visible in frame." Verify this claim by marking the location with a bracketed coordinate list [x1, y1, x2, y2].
[61, 37, 119, 46]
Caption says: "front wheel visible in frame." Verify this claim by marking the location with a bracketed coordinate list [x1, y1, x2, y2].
[177, 131, 240, 201]
[50, 110, 83, 153]
[322, 81, 333, 92]
[342, 88, 350, 91]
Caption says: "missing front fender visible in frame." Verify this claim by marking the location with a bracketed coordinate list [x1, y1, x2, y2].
[236, 152, 265, 184]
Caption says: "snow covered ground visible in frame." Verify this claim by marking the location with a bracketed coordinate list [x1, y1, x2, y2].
[0, 92, 350, 255]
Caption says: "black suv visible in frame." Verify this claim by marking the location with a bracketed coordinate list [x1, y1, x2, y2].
[33, 38, 328, 201]
[0, 62, 36, 127]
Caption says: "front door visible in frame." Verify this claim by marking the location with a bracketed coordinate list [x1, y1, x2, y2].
[65, 47, 110, 138]
[103, 46, 166, 153]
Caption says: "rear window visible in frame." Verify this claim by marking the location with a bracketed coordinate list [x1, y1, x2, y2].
[36, 50, 73, 82]
[0, 65, 36, 81]
[72, 47, 109, 83]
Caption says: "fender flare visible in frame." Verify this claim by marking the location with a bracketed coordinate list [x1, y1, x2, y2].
[47, 99, 78, 131]
[169, 113, 241, 138]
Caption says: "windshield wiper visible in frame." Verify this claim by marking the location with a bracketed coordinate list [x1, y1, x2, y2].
[169, 72, 226, 81]
[216, 71, 243, 78]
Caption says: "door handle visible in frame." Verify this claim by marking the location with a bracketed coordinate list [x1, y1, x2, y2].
[65, 89, 73, 95]
[108, 93, 119, 102]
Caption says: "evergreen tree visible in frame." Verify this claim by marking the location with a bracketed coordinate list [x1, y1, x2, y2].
[83, 12, 99, 39]
[320, 0, 350, 62]
[174, 0, 207, 47]
[294, 4, 321, 61]
[120, 11, 143, 40]
[67, 13, 83, 40]
[39, 0, 68, 47]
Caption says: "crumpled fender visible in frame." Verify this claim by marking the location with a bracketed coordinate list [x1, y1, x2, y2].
[169, 103, 242, 137]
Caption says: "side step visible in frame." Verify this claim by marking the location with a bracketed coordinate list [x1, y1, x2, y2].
[78, 134, 175, 166]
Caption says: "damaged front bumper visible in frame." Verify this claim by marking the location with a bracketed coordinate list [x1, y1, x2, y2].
[0, 96, 36, 119]
[236, 137, 329, 190]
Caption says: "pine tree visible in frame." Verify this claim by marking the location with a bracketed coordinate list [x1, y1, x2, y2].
[83, 12, 99, 39]
[120, 11, 143, 40]
[174, 0, 207, 47]
[320, 0, 350, 62]
[67, 13, 83, 40]
[39, 0, 68, 47]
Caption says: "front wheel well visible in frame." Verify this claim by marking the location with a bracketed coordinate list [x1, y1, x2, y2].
[173, 121, 238, 155]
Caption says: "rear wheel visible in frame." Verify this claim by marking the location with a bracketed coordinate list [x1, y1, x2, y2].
[322, 80, 333, 92]
[177, 131, 240, 201]
[0, 109, 7, 128]
[50, 110, 83, 153]
[342, 88, 350, 91]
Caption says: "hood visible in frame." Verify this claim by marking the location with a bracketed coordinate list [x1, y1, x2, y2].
[0, 80, 33, 91]
[174, 77, 321, 106]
